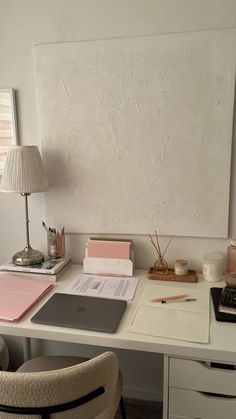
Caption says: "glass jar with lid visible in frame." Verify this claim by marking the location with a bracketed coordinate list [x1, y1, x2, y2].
[226, 240, 236, 275]
[202, 252, 223, 282]
[174, 259, 188, 275]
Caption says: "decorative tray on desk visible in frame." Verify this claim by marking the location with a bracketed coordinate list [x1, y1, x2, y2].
[147, 268, 198, 283]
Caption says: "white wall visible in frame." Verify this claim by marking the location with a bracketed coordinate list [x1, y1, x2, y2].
[0, 0, 236, 401]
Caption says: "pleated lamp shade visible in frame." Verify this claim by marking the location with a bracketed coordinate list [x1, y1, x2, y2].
[0, 146, 48, 193]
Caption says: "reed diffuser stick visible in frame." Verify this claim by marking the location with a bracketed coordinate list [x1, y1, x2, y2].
[155, 230, 162, 260]
[149, 234, 160, 257]
[162, 235, 175, 258]
[149, 230, 174, 261]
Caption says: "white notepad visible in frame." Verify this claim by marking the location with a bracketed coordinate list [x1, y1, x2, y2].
[129, 283, 210, 343]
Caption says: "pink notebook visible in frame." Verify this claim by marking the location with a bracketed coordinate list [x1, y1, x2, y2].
[87, 240, 131, 259]
[0, 273, 53, 322]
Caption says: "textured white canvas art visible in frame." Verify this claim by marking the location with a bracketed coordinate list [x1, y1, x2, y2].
[35, 29, 236, 237]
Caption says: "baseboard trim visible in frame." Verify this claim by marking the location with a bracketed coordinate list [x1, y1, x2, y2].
[123, 385, 163, 402]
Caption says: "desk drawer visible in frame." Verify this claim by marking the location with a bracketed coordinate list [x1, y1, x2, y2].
[169, 357, 236, 396]
[169, 388, 236, 419]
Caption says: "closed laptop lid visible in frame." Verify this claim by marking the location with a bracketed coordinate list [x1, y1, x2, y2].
[31, 293, 127, 333]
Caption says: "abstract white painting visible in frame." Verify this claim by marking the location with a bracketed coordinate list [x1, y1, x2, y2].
[35, 29, 236, 237]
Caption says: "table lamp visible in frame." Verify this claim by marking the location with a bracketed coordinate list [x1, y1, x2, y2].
[0, 145, 49, 266]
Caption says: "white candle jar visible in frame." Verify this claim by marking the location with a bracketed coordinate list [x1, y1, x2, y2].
[174, 259, 188, 275]
[202, 252, 223, 282]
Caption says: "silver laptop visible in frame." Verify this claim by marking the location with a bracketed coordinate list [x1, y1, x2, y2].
[31, 293, 127, 333]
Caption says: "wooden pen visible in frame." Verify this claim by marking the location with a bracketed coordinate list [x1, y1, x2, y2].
[151, 294, 187, 303]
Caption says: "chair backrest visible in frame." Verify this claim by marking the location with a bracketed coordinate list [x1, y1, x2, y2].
[0, 336, 9, 371]
[0, 351, 119, 419]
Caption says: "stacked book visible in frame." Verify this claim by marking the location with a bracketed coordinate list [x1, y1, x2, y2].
[83, 237, 134, 277]
[0, 255, 71, 282]
[218, 286, 236, 315]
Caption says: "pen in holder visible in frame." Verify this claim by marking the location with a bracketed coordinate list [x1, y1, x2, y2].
[47, 228, 65, 259]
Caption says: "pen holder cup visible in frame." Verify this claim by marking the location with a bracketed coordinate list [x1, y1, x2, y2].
[47, 233, 65, 259]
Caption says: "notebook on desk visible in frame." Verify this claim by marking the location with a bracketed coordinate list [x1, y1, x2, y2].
[31, 293, 127, 333]
[211, 287, 236, 323]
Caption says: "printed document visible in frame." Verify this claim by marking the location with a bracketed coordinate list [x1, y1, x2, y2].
[64, 274, 139, 300]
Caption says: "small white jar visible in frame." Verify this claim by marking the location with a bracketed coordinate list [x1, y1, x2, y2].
[174, 259, 188, 275]
[202, 252, 223, 282]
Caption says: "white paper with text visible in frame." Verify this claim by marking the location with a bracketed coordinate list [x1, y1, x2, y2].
[63, 274, 139, 300]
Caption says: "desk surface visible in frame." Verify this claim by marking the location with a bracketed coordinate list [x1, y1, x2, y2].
[0, 265, 235, 364]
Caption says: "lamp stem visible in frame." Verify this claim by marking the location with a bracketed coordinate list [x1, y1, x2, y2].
[12, 192, 44, 266]
[22, 192, 31, 248]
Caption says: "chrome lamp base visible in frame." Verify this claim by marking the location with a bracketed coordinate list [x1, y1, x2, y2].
[13, 245, 44, 266]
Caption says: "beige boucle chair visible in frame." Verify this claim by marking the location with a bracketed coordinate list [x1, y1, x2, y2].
[0, 336, 9, 371]
[0, 351, 126, 419]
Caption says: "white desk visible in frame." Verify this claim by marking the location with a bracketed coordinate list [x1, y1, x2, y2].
[1, 265, 236, 419]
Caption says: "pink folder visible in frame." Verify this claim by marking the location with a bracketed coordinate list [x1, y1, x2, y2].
[0, 273, 53, 322]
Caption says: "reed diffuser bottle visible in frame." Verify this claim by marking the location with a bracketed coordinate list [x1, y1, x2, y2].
[149, 230, 174, 275]
[154, 257, 169, 274]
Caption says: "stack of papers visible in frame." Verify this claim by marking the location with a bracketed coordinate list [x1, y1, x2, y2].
[128, 283, 210, 343]
[64, 274, 139, 300]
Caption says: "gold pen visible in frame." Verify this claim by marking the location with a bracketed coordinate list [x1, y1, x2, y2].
[151, 294, 187, 303]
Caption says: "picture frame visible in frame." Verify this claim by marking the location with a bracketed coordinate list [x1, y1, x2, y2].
[0, 88, 19, 175]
